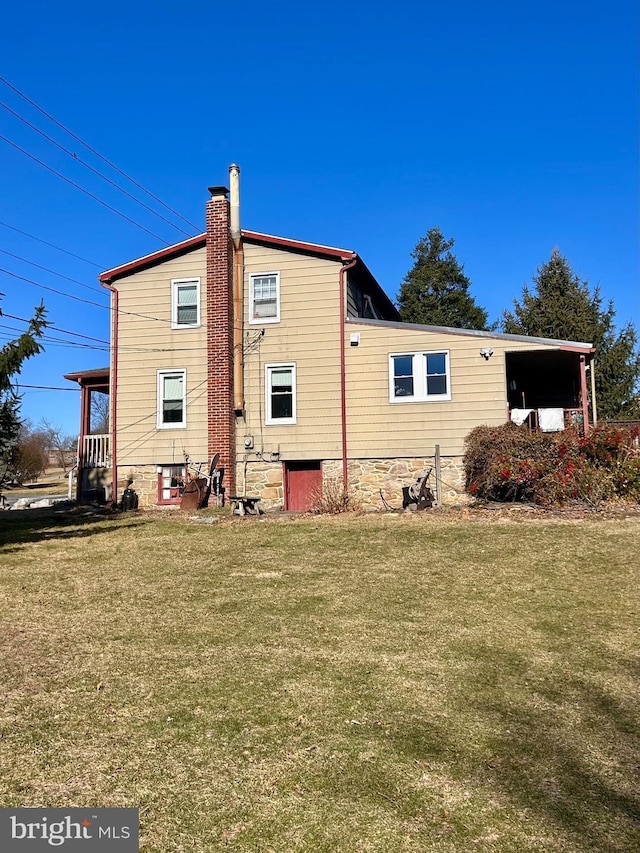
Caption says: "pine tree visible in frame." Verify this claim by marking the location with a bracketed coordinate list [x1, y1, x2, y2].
[0, 300, 48, 492]
[502, 249, 639, 419]
[397, 227, 489, 330]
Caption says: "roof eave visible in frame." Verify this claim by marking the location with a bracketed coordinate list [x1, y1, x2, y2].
[345, 317, 595, 352]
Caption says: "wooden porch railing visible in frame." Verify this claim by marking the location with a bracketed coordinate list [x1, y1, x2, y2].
[82, 434, 110, 468]
[510, 408, 586, 434]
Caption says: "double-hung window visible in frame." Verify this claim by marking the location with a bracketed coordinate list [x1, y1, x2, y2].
[265, 363, 296, 424]
[171, 278, 200, 328]
[157, 369, 186, 428]
[250, 272, 280, 323]
[389, 351, 451, 402]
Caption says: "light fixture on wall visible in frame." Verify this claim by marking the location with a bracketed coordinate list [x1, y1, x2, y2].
[480, 347, 494, 360]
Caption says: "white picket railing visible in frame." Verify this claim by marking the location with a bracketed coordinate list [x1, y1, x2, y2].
[82, 434, 110, 468]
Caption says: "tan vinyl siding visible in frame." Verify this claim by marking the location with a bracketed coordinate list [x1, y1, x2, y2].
[240, 245, 343, 459]
[344, 322, 565, 458]
[111, 247, 209, 467]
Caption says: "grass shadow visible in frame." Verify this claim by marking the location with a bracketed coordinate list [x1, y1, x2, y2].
[0, 505, 146, 551]
[383, 641, 640, 852]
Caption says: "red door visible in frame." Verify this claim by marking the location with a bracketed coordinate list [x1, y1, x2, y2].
[285, 461, 322, 511]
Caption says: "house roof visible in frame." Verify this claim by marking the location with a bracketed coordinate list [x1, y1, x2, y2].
[97, 228, 399, 319]
[346, 317, 595, 353]
[64, 367, 110, 384]
[99, 230, 359, 284]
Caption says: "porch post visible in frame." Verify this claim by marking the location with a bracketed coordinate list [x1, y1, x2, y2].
[580, 354, 590, 436]
[77, 383, 91, 501]
[590, 357, 598, 426]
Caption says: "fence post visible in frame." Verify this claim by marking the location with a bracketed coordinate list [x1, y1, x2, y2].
[435, 444, 442, 506]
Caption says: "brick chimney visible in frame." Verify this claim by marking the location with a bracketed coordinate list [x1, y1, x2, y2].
[206, 185, 236, 496]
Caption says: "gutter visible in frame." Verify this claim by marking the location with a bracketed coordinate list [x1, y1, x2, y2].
[339, 256, 358, 495]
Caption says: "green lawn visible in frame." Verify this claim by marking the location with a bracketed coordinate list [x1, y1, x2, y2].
[0, 507, 638, 852]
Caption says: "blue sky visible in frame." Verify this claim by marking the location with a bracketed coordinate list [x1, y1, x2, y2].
[1, 0, 638, 437]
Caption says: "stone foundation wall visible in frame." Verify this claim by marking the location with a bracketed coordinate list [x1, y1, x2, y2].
[235, 456, 467, 512]
[118, 456, 467, 511]
[235, 460, 284, 507]
[323, 457, 467, 510]
[115, 465, 160, 507]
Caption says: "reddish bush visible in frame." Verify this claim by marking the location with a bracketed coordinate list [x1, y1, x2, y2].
[464, 422, 639, 506]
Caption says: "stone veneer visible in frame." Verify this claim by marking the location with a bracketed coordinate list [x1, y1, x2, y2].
[238, 460, 285, 506]
[118, 456, 467, 510]
[235, 456, 468, 511]
[115, 465, 162, 507]
[323, 457, 467, 510]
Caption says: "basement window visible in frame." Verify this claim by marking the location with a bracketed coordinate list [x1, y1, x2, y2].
[250, 272, 280, 324]
[157, 464, 186, 505]
[389, 351, 451, 402]
[171, 278, 200, 328]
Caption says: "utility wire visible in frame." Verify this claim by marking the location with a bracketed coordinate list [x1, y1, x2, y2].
[0, 248, 107, 296]
[0, 99, 193, 239]
[0, 76, 199, 231]
[1, 311, 110, 343]
[0, 220, 104, 267]
[0, 267, 109, 309]
[0, 133, 169, 243]
[0, 267, 177, 325]
[14, 384, 77, 391]
[0, 329, 108, 352]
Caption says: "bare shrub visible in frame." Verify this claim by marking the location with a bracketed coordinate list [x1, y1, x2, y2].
[310, 477, 362, 514]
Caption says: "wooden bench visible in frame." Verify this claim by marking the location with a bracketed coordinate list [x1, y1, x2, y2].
[228, 496, 263, 516]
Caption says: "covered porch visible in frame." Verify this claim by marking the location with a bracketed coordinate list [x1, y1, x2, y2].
[63, 367, 111, 503]
[506, 348, 595, 435]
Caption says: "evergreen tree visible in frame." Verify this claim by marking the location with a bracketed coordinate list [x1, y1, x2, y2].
[397, 227, 489, 330]
[502, 249, 639, 420]
[0, 300, 48, 492]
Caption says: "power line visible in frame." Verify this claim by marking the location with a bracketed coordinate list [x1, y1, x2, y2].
[0, 328, 109, 352]
[0, 99, 193, 239]
[0, 248, 107, 296]
[0, 267, 176, 325]
[1, 312, 109, 343]
[0, 76, 200, 231]
[14, 384, 77, 391]
[0, 220, 104, 267]
[0, 133, 169, 243]
[0, 267, 108, 309]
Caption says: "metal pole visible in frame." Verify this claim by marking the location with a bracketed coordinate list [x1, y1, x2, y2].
[435, 444, 442, 506]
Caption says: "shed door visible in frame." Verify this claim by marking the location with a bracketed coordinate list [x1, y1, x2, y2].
[285, 461, 322, 511]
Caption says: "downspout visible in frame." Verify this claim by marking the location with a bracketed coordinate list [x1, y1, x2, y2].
[101, 280, 118, 506]
[579, 353, 590, 436]
[339, 256, 358, 495]
[229, 164, 244, 414]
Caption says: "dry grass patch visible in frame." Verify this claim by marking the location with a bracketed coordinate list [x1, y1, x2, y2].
[0, 508, 638, 852]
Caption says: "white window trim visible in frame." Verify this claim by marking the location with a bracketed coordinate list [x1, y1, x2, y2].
[157, 368, 187, 429]
[388, 351, 451, 403]
[249, 271, 280, 325]
[171, 278, 201, 329]
[265, 362, 296, 425]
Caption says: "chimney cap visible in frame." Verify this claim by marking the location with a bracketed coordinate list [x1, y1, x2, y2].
[208, 185, 229, 199]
